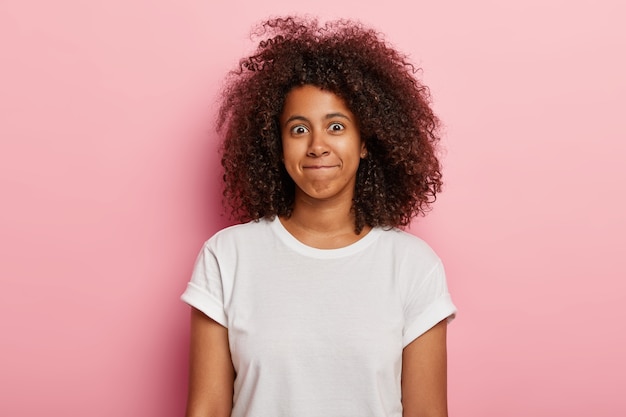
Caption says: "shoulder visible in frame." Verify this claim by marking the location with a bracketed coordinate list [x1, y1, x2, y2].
[201, 218, 274, 253]
[376, 227, 441, 263]
[370, 228, 444, 284]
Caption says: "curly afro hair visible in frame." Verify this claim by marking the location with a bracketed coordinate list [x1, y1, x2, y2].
[218, 16, 443, 233]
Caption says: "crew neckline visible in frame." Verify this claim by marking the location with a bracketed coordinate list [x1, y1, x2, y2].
[269, 217, 381, 259]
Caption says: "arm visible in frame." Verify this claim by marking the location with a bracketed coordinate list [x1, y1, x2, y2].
[401, 319, 449, 417]
[185, 307, 235, 417]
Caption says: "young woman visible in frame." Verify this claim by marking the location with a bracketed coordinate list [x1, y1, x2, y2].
[181, 16, 456, 417]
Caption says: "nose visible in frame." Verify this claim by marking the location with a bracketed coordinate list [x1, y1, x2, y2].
[306, 130, 330, 157]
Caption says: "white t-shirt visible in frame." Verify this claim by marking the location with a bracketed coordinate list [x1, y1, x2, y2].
[181, 217, 456, 417]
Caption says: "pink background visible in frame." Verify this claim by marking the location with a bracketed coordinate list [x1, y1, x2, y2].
[1, 0, 624, 415]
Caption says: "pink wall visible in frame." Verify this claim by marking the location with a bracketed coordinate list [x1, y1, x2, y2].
[1, 0, 624, 415]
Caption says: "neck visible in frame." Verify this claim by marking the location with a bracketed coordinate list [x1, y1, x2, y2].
[280, 192, 371, 249]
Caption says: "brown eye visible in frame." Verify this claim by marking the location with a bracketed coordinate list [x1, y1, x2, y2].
[290, 125, 309, 135]
[328, 123, 344, 132]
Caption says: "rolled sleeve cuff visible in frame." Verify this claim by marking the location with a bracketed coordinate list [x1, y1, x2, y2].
[180, 282, 228, 327]
[403, 293, 456, 348]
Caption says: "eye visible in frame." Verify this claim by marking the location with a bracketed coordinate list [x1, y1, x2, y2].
[328, 122, 345, 133]
[290, 125, 309, 135]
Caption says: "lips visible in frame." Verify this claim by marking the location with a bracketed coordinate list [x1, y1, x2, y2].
[303, 165, 338, 169]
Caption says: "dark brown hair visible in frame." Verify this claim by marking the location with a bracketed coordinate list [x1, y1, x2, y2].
[218, 16, 443, 233]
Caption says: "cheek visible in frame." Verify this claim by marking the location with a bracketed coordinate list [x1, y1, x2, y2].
[340, 141, 364, 162]
[281, 139, 303, 162]
[281, 145, 300, 176]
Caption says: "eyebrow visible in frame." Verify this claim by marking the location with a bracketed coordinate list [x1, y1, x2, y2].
[283, 112, 352, 124]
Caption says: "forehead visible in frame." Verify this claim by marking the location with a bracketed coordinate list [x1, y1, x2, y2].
[280, 85, 354, 122]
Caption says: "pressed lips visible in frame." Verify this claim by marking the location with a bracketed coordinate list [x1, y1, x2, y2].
[302, 164, 339, 173]
[302, 161, 340, 169]
[304, 165, 338, 169]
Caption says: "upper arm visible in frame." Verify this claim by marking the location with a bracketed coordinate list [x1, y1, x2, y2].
[401, 319, 449, 417]
[185, 307, 235, 417]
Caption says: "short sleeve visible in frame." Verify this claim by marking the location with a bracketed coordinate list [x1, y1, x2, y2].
[402, 260, 456, 347]
[180, 242, 228, 327]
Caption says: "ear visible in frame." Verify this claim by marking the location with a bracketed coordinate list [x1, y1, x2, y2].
[360, 142, 368, 159]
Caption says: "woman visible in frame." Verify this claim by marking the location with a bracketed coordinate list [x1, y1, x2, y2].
[181, 16, 456, 417]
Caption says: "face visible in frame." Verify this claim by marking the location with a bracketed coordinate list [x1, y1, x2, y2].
[280, 85, 366, 204]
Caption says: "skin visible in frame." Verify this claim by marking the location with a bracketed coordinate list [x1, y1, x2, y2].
[185, 85, 450, 416]
[279, 84, 369, 249]
[185, 308, 234, 417]
[402, 320, 450, 417]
